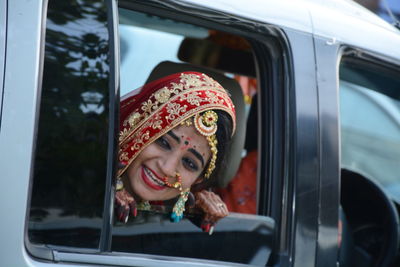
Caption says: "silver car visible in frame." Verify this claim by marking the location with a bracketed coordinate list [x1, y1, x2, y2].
[1, 0, 400, 266]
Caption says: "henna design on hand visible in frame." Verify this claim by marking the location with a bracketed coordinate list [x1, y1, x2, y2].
[115, 188, 136, 223]
[194, 190, 229, 234]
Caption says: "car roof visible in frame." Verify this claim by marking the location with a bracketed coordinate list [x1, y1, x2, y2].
[181, 0, 400, 61]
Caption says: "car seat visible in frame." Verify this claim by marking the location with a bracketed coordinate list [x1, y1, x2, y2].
[145, 61, 246, 188]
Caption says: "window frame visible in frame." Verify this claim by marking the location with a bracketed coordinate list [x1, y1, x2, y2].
[25, 0, 120, 260]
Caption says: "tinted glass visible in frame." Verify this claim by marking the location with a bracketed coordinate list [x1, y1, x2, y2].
[28, 0, 110, 249]
[340, 59, 400, 203]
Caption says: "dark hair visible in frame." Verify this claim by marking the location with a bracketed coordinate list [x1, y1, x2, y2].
[195, 109, 233, 189]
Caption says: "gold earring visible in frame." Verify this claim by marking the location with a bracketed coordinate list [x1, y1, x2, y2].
[171, 188, 190, 223]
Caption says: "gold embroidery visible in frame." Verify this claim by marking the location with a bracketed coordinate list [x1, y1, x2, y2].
[154, 87, 171, 103]
[180, 117, 193, 126]
[128, 112, 141, 127]
[180, 91, 202, 106]
[150, 113, 163, 130]
[120, 151, 129, 162]
[141, 99, 155, 114]
[168, 83, 181, 95]
[132, 130, 150, 150]
[181, 73, 204, 88]
[119, 128, 129, 142]
[166, 103, 187, 122]
[205, 90, 220, 104]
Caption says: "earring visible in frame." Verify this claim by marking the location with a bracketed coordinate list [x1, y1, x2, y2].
[171, 188, 190, 223]
[116, 177, 124, 191]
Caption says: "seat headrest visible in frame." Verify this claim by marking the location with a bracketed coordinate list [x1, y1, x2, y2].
[145, 61, 246, 188]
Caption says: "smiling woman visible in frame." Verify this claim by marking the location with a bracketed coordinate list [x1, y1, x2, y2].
[115, 71, 235, 231]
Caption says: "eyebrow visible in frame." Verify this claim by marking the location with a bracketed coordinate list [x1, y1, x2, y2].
[188, 148, 205, 167]
[167, 131, 180, 144]
[167, 130, 205, 167]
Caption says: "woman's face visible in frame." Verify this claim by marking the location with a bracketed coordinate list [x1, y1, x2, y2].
[125, 124, 211, 201]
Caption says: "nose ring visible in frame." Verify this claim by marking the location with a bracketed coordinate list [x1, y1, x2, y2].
[162, 172, 182, 190]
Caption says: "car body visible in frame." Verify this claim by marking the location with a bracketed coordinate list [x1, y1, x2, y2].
[1, 0, 400, 266]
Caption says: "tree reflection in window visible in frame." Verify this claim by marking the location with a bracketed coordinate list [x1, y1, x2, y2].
[29, 0, 111, 249]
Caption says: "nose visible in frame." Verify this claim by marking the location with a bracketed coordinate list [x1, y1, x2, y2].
[158, 153, 180, 179]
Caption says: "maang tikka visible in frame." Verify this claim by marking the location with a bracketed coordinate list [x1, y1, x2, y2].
[194, 110, 218, 179]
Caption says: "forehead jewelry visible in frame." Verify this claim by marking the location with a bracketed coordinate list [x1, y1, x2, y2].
[194, 111, 218, 179]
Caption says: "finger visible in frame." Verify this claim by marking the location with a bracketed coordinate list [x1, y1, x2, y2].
[129, 199, 137, 217]
[117, 205, 126, 222]
[186, 192, 195, 208]
[212, 200, 228, 217]
[207, 193, 228, 216]
[196, 192, 220, 215]
[123, 206, 130, 223]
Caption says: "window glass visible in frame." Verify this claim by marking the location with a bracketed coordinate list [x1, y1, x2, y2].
[340, 60, 400, 203]
[28, 0, 111, 249]
[113, 7, 273, 265]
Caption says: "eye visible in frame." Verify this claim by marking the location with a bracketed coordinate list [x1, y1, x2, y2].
[182, 157, 199, 172]
[155, 136, 171, 150]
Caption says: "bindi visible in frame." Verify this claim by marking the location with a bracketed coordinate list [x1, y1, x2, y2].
[180, 136, 192, 150]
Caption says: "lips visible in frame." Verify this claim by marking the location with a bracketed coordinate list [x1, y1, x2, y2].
[141, 166, 166, 191]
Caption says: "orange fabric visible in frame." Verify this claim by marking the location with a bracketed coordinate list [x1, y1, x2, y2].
[216, 150, 257, 214]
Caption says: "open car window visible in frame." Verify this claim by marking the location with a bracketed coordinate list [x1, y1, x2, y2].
[112, 5, 280, 266]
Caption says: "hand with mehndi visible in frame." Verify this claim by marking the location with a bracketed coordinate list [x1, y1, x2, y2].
[115, 162, 137, 223]
[115, 188, 136, 223]
[194, 190, 229, 234]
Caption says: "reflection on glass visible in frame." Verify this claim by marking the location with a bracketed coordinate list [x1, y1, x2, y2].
[28, 0, 110, 249]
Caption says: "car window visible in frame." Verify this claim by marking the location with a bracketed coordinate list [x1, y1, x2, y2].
[112, 6, 278, 266]
[339, 59, 400, 203]
[27, 0, 111, 249]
